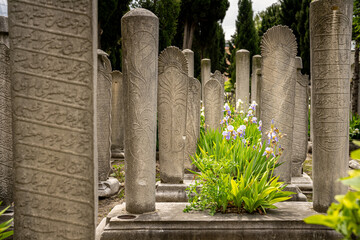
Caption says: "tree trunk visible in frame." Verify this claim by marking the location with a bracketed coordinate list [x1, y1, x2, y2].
[183, 20, 196, 50]
[354, 41, 359, 113]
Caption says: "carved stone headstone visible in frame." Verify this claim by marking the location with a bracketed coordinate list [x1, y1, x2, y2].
[260, 25, 297, 183]
[201, 58, 211, 102]
[97, 50, 112, 182]
[0, 16, 12, 207]
[111, 71, 125, 158]
[236, 49, 250, 109]
[182, 49, 194, 78]
[158, 46, 188, 183]
[204, 71, 225, 131]
[310, 0, 352, 212]
[255, 69, 262, 119]
[251, 55, 262, 103]
[184, 77, 201, 170]
[9, 0, 97, 238]
[291, 57, 309, 178]
[122, 8, 158, 214]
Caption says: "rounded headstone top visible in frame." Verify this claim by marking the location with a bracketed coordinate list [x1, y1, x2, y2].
[261, 25, 297, 58]
[237, 49, 250, 54]
[122, 8, 158, 19]
[295, 57, 303, 69]
[201, 58, 211, 63]
[159, 46, 188, 74]
[253, 55, 262, 58]
[182, 49, 194, 54]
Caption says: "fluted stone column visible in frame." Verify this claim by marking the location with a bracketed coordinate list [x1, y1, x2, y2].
[201, 59, 211, 102]
[183, 49, 194, 78]
[251, 55, 262, 104]
[236, 50, 250, 109]
[122, 8, 158, 214]
[291, 57, 309, 178]
[260, 26, 297, 184]
[0, 16, 12, 208]
[310, 0, 353, 212]
[9, 0, 97, 238]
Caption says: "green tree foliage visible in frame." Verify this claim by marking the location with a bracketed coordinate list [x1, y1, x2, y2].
[132, 0, 181, 52]
[279, 0, 302, 44]
[98, 0, 131, 71]
[352, 0, 360, 113]
[256, 3, 281, 41]
[296, 0, 311, 75]
[228, 0, 259, 86]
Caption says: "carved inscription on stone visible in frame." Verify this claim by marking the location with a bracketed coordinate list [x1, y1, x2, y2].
[310, 0, 352, 212]
[158, 46, 188, 183]
[205, 71, 225, 131]
[0, 34, 13, 206]
[121, 9, 158, 214]
[260, 25, 297, 183]
[184, 77, 201, 170]
[97, 50, 112, 182]
[111, 71, 124, 155]
[291, 58, 309, 177]
[9, 1, 96, 238]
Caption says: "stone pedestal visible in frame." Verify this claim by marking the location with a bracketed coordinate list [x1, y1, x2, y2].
[121, 8, 158, 214]
[310, 0, 352, 212]
[236, 49, 250, 109]
[9, 0, 97, 238]
[260, 26, 297, 184]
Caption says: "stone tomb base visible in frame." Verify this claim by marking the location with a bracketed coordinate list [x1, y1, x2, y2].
[156, 174, 307, 202]
[291, 173, 313, 194]
[98, 177, 121, 198]
[97, 202, 341, 240]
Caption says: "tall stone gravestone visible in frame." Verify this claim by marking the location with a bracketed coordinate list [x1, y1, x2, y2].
[183, 49, 201, 170]
[291, 57, 310, 178]
[9, 0, 97, 238]
[0, 16, 12, 208]
[204, 71, 225, 131]
[97, 50, 112, 182]
[251, 55, 262, 104]
[236, 49, 250, 109]
[158, 46, 188, 183]
[260, 25, 297, 183]
[255, 68, 262, 119]
[184, 77, 201, 170]
[111, 71, 125, 158]
[122, 8, 158, 214]
[201, 58, 211, 102]
[310, 0, 352, 212]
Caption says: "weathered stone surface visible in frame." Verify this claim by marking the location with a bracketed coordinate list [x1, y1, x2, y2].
[110, 71, 125, 157]
[292, 57, 310, 177]
[201, 58, 211, 102]
[204, 71, 225, 131]
[99, 202, 342, 240]
[182, 49, 194, 78]
[349, 160, 360, 170]
[97, 50, 112, 182]
[310, 0, 352, 213]
[9, 0, 97, 238]
[236, 49, 250, 109]
[255, 69, 262, 119]
[0, 16, 12, 208]
[98, 177, 120, 198]
[122, 8, 158, 214]
[158, 46, 188, 183]
[260, 25, 297, 184]
[184, 77, 201, 170]
[251, 55, 262, 104]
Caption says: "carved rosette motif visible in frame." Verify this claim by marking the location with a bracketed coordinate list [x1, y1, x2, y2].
[291, 69, 309, 177]
[9, 0, 96, 238]
[97, 50, 112, 182]
[204, 71, 225, 131]
[158, 46, 188, 183]
[184, 77, 201, 170]
[310, 0, 352, 212]
[260, 25, 297, 183]
[110, 71, 124, 154]
[122, 9, 158, 213]
[0, 39, 12, 206]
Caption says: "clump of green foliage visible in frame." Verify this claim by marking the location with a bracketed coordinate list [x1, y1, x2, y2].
[184, 101, 293, 215]
[0, 202, 13, 240]
[350, 113, 360, 140]
[111, 163, 125, 183]
[304, 170, 360, 240]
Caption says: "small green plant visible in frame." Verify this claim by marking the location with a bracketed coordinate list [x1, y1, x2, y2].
[111, 164, 125, 183]
[0, 202, 13, 240]
[185, 101, 293, 215]
[304, 170, 360, 240]
[350, 113, 360, 140]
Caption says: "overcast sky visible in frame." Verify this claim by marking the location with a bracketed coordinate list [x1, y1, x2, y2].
[222, 0, 279, 40]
